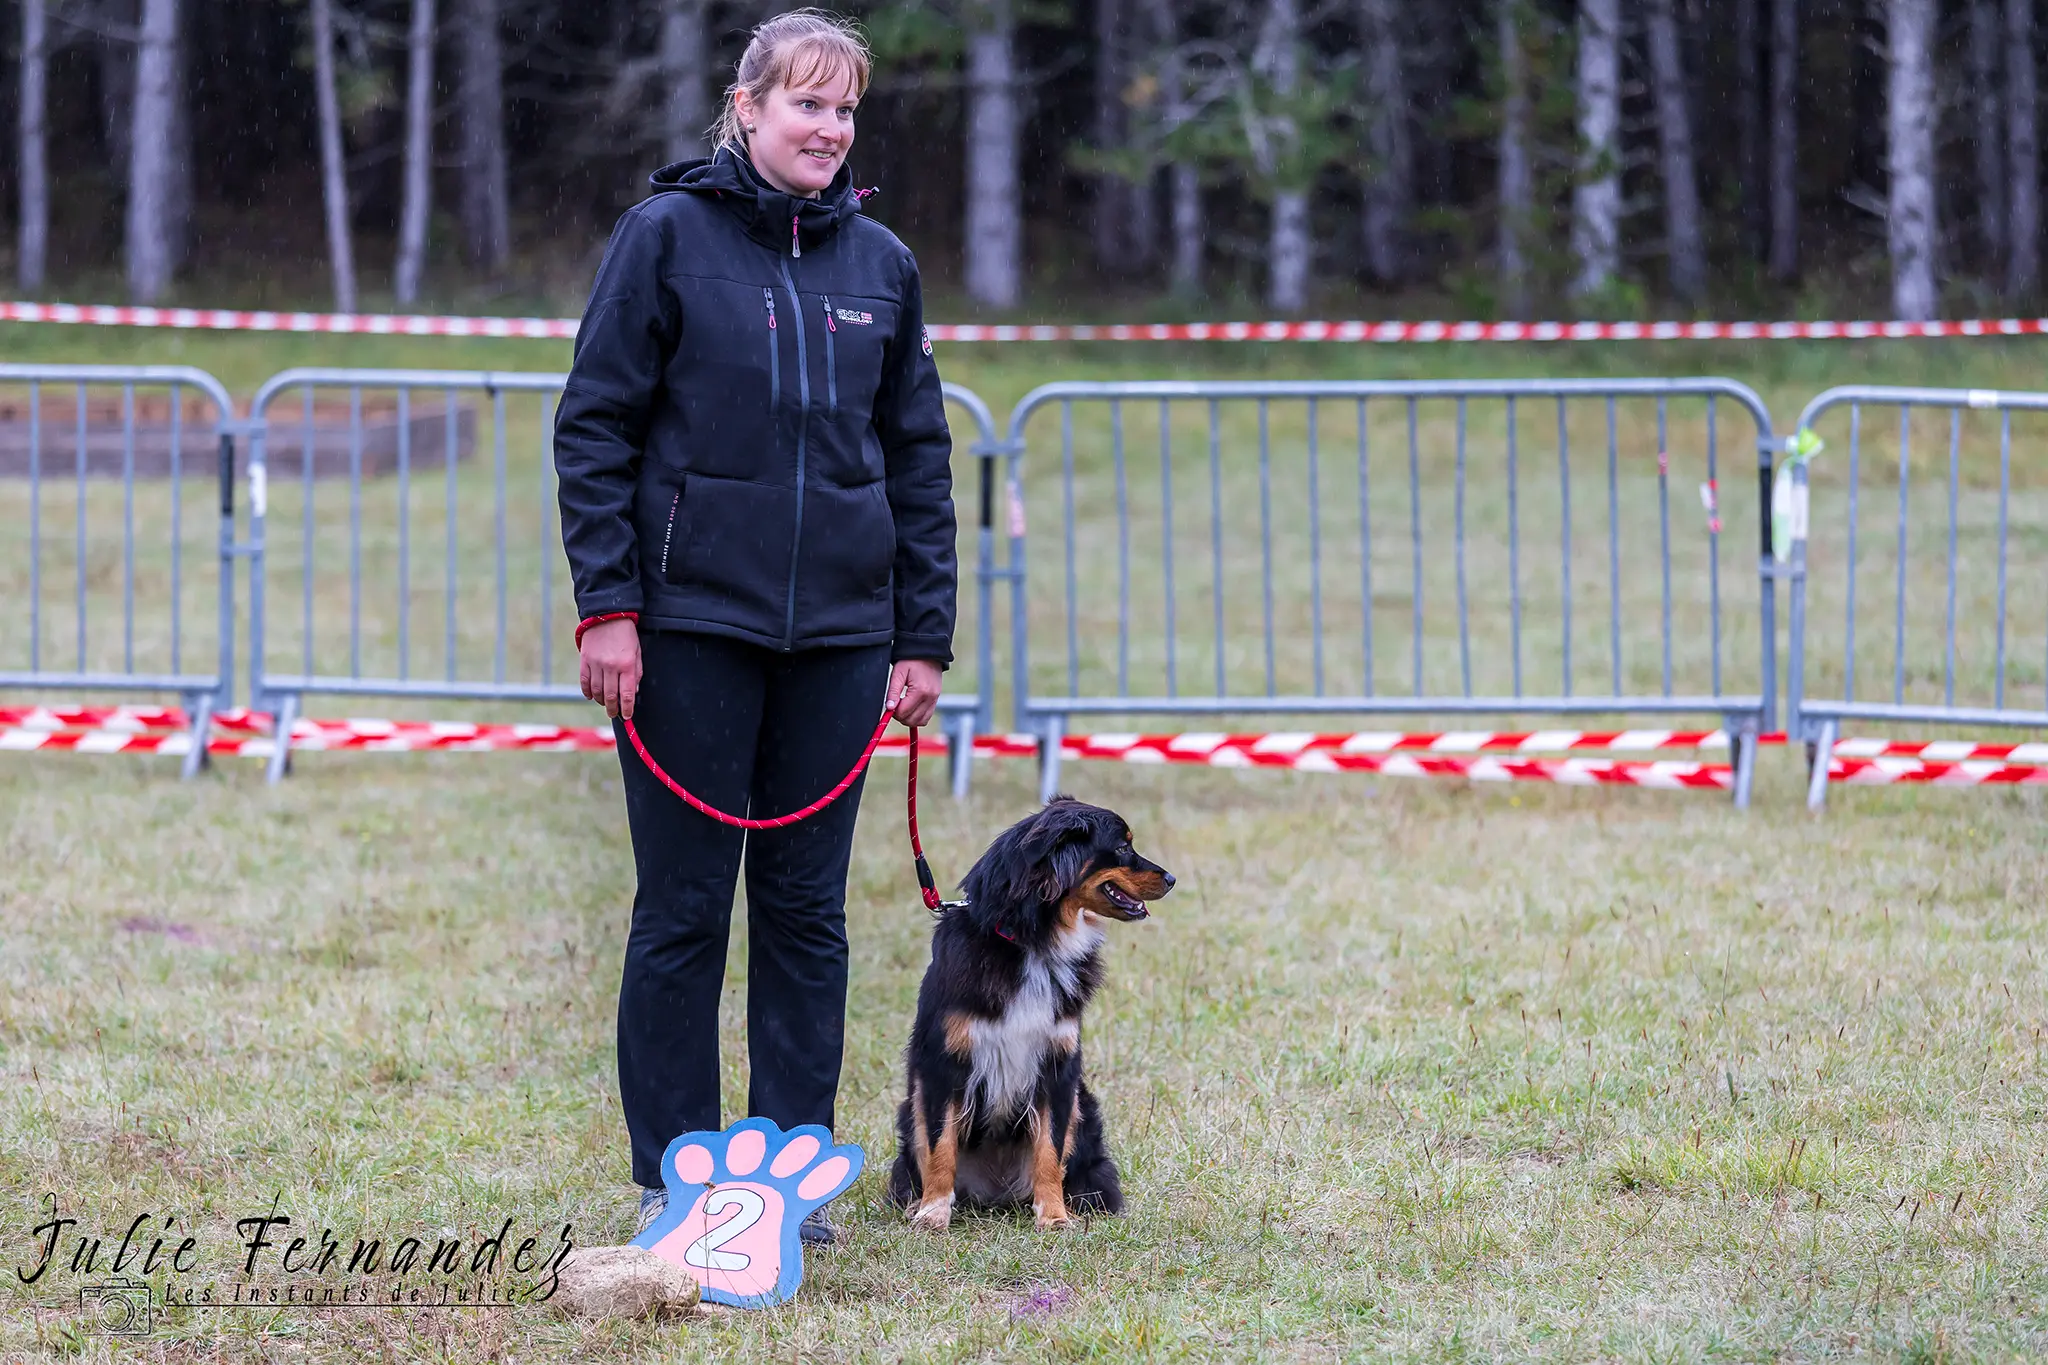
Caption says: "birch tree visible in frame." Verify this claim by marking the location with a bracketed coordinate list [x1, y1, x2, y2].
[125, 0, 178, 303]
[1735, 0, 1762, 258]
[1768, 0, 1798, 280]
[1646, 0, 1703, 300]
[310, 0, 358, 312]
[1569, 0, 1620, 300]
[1360, 0, 1409, 283]
[1496, 0, 1530, 315]
[17, 0, 48, 291]
[457, 0, 510, 275]
[659, 0, 710, 161]
[964, 0, 1021, 307]
[1886, 0, 1937, 320]
[395, 0, 436, 305]
[1092, 0, 1132, 272]
[1136, 0, 1208, 294]
[2008, 0, 2039, 296]
[1256, 0, 1309, 312]
[1970, 0, 2006, 268]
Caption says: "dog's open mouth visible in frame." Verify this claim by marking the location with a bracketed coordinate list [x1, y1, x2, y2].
[1101, 883, 1147, 918]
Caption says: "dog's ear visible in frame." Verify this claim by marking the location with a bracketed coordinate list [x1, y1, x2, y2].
[1017, 800, 1098, 905]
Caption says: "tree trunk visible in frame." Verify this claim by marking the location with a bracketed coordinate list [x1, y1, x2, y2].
[457, 0, 510, 275]
[17, 0, 48, 291]
[99, 2, 136, 186]
[1360, 0, 1410, 284]
[310, 0, 357, 312]
[395, 0, 436, 305]
[1497, 0, 1529, 315]
[964, 0, 1022, 309]
[658, 0, 709, 162]
[1768, 0, 1798, 281]
[1646, 0, 1704, 301]
[2008, 0, 2039, 296]
[126, 0, 178, 303]
[1887, 0, 1938, 320]
[1971, 0, 2007, 270]
[1259, 0, 1309, 313]
[1735, 0, 1763, 259]
[1170, 161, 1201, 293]
[165, 0, 192, 270]
[1569, 0, 1620, 300]
[1092, 0, 1130, 272]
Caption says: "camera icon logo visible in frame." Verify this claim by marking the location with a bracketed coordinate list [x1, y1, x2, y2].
[79, 1277, 154, 1336]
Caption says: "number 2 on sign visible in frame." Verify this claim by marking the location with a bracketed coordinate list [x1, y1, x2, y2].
[683, 1188, 766, 1271]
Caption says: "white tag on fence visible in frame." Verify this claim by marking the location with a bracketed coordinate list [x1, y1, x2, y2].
[1967, 389, 2001, 409]
[249, 464, 268, 518]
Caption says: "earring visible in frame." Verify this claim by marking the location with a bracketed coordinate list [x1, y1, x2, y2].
[745, 124, 756, 134]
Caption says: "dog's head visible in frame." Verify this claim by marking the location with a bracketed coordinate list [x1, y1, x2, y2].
[958, 796, 1174, 940]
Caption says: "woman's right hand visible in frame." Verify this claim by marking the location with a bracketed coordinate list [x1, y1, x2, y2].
[580, 619, 643, 719]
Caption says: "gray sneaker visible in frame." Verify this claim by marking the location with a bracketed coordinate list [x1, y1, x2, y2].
[798, 1206, 838, 1247]
[634, 1186, 668, 1236]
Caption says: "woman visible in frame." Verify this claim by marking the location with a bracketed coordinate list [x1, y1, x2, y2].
[553, 9, 955, 1245]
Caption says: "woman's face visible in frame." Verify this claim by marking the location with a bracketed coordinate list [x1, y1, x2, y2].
[737, 68, 859, 199]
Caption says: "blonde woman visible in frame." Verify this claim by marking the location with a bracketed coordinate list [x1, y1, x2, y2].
[554, 9, 955, 1243]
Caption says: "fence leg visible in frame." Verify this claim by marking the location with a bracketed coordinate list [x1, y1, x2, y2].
[1731, 725, 1757, 811]
[949, 712, 975, 801]
[179, 691, 215, 782]
[265, 693, 300, 786]
[1805, 718, 1837, 812]
[1037, 715, 1066, 806]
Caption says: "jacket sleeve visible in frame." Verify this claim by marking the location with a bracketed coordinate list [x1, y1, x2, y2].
[874, 253, 958, 667]
[554, 209, 678, 620]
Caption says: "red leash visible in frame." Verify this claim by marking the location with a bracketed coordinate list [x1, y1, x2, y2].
[620, 706, 953, 912]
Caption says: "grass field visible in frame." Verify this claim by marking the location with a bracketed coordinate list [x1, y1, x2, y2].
[5, 329, 2048, 1361]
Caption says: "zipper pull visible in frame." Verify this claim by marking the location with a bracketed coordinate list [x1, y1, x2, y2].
[822, 295, 837, 332]
[792, 214, 801, 258]
[763, 288, 776, 329]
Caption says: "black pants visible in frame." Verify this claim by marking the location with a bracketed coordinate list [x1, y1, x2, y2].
[614, 630, 891, 1189]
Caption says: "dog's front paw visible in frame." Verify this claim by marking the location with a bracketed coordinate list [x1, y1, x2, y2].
[634, 1119, 862, 1308]
[906, 1195, 954, 1232]
[1032, 1201, 1073, 1232]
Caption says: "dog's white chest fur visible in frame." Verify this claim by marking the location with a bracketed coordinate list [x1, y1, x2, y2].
[964, 919, 1101, 1119]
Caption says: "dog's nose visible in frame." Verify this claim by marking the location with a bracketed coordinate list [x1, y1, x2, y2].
[1162, 871, 1176, 891]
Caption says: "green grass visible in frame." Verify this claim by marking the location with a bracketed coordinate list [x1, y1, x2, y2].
[5, 333, 2048, 1360]
[4, 751, 2048, 1361]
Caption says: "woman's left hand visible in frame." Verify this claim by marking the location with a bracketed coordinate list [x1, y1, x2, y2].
[888, 659, 943, 728]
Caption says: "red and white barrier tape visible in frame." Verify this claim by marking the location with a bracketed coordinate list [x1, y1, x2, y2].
[12, 299, 2048, 344]
[1830, 757, 2048, 786]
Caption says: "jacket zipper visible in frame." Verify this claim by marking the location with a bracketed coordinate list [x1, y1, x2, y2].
[820, 295, 839, 419]
[762, 289, 780, 408]
[778, 259, 811, 649]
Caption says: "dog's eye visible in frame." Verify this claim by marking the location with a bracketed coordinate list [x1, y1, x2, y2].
[1115, 841, 1132, 857]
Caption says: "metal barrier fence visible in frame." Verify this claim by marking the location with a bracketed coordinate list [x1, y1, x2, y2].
[0, 363, 239, 777]
[1786, 386, 2048, 808]
[244, 367, 999, 787]
[998, 380, 1779, 806]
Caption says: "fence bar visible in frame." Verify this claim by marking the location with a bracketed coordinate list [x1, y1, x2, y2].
[1308, 398, 1323, 695]
[1159, 399, 1176, 697]
[1407, 397, 1422, 697]
[1845, 404, 1861, 701]
[1706, 396, 1720, 697]
[492, 387, 508, 686]
[1112, 398, 1129, 695]
[1943, 410, 1959, 709]
[1606, 397, 1620, 695]
[302, 390, 316, 680]
[1657, 396, 1672, 697]
[396, 389, 412, 680]
[541, 394, 556, 688]
[28, 382, 40, 674]
[444, 402, 458, 682]
[1996, 410, 2011, 709]
[1557, 398, 1572, 696]
[122, 384, 136, 672]
[1454, 398, 1471, 697]
[169, 384, 183, 676]
[1357, 399, 1373, 697]
[1062, 400, 1077, 696]
[348, 386, 364, 679]
[1507, 396, 1521, 697]
[1259, 398, 1275, 695]
[1209, 400, 1224, 697]
[74, 385, 86, 672]
[1894, 406, 1910, 706]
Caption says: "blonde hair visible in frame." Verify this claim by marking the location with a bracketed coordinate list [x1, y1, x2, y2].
[712, 9, 873, 153]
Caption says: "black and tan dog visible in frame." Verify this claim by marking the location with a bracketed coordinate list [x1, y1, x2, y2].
[888, 797, 1173, 1231]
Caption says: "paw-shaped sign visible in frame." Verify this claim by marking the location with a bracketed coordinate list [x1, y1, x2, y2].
[631, 1118, 863, 1308]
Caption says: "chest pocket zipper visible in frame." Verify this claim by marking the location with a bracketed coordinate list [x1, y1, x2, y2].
[762, 289, 780, 409]
[820, 296, 839, 419]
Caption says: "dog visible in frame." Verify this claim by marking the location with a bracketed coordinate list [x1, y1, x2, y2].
[888, 796, 1174, 1231]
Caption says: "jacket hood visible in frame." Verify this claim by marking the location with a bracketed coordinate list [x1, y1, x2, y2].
[648, 145, 866, 256]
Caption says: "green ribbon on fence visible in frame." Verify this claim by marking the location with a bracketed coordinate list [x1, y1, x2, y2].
[1771, 429, 1823, 563]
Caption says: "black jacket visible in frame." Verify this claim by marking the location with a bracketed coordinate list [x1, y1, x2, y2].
[554, 147, 956, 664]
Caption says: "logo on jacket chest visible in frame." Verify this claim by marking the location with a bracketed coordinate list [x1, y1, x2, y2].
[833, 307, 874, 326]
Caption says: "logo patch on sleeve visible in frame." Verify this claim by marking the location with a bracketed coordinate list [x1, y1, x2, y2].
[921, 326, 933, 356]
[833, 307, 874, 326]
